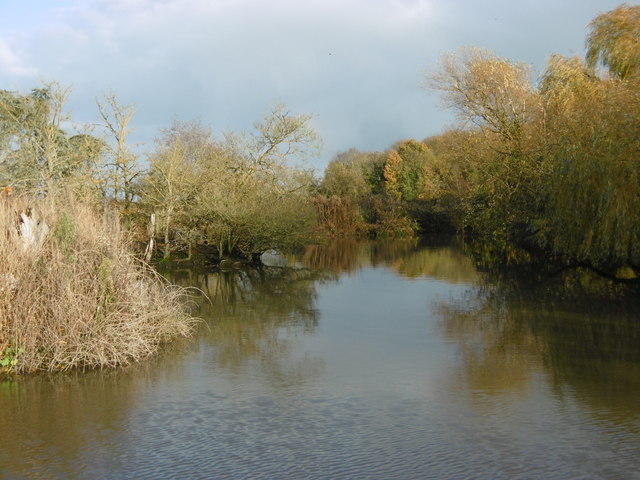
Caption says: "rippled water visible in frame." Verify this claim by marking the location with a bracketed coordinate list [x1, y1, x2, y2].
[2, 239, 640, 479]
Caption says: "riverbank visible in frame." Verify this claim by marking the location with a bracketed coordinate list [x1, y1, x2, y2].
[0, 196, 197, 374]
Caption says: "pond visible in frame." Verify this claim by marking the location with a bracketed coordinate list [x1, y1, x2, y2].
[1, 238, 640, 479]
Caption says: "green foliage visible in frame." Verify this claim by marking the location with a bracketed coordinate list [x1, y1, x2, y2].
[321, 148, 372, 199]
[363, 154, 387, 195]
[383, 140, 436, 201]
[0, 345, 25, 372]
[369, 196, 417, 238]
[320, 145, 431, 237]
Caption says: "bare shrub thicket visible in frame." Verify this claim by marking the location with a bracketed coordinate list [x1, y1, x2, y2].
[0, 195, 197, 373]
[312, 195, 369, 238]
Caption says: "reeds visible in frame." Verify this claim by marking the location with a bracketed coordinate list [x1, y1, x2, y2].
[0, 195, 197, 373]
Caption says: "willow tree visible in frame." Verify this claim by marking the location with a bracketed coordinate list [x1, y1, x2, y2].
[427, 47, 546, 239]
[535, 4, 640, 273]
[540, 53, 640, 271]
[586, 3, 640, 79]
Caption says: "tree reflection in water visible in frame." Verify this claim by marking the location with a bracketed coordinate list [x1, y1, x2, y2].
[0, 364, 169, 478]
[302, 237, 478, 283]
[168, 266, 334, 388]
[439, 262, 640, 427]
[302, 239, 372, 273]
[166, 238, 479, 387]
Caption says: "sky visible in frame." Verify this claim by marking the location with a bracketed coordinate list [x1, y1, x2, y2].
[0, 0, 626, 171]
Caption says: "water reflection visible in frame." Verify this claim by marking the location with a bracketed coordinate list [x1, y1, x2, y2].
[0, 367, 150, 478]
[302, 239, 373, 273]
[440, 264, 640, 427]
[302, 237, 478, 283]
[169, 266, 332, 387]
[2, 239, 640, 479]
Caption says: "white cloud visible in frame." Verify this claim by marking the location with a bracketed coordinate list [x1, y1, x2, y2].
[0, 38, 36, 77]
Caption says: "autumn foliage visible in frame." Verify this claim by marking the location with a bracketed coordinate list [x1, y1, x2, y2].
[320, 4, 640, 278]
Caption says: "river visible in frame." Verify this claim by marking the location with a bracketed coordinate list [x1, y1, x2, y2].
[1, 238, 640, 479]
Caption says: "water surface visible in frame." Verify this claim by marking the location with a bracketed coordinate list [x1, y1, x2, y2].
[2, 239, 640, 479]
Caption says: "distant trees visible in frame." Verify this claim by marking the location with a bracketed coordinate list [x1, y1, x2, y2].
[319, 141, 447, 237]
[314, 149, 378, 237]
[321, 148, 373, 200]
[318, 3, 640, 278]
[384, 140, 437, 201]
[0, 81, 322, 263]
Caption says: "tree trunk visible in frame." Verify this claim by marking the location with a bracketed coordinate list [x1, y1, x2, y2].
[163, 207, 173, 260]
[144, 213, 156, 263]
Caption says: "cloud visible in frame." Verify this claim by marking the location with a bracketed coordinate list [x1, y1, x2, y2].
[0, 38, 36, 77]
[33, 0, 439, 156]
[0, 0, 627, 169]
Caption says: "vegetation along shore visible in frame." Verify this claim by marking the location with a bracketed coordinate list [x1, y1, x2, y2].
[1, 3, 638, 373]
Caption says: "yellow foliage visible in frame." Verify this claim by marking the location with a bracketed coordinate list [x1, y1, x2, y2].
[587, 3, 640, 79]
[383, 150, 403, 200]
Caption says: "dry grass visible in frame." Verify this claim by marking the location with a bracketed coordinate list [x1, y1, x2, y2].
[0, 195, 197, 373]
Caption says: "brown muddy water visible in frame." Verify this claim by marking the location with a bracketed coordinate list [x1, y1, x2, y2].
[1, 238, 640, 479]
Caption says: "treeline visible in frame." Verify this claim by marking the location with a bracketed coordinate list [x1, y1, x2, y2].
[318, 4, 640, 279]
[142, 107, 320, 262]
[0, 85, 321, 263]
[2, 3, 639, 278]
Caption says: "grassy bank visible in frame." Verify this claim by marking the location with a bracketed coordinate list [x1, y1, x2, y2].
[0, 195, 197, 374]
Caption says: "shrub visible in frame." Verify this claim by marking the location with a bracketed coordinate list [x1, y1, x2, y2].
[0, 195, 197, 373]
[312, 195, 369, 237]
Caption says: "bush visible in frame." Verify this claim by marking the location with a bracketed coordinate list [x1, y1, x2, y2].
[312, 195, 369, 237]
[0, 195, 197, 373]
